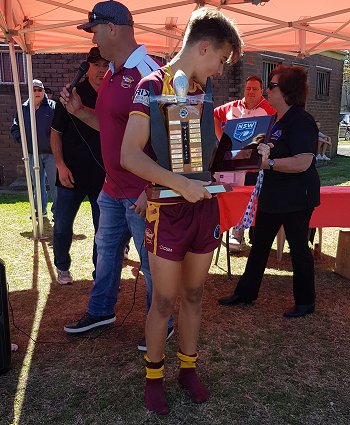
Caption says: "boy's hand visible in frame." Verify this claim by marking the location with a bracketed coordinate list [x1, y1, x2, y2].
[179, 179, 212, 203]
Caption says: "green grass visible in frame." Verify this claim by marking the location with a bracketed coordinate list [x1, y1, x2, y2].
[317, 154, 350, 186]
[1, 165, 350, 424]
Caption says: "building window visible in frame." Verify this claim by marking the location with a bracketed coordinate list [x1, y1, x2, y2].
[316, 68, 330, 99]
[0, 50, 26, 84]
[262, 60, 281, 90]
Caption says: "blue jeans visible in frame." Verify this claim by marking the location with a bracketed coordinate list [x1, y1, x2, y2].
[88, 191, 172, 328]
[29, 153, 57, 217]
[53, 186, 100, 277]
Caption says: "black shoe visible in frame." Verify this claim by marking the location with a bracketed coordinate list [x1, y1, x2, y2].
[218, 294, 253, 306]
[137, 326, 174, 352]
[64, 312, 116, 334]
[283, 304, 315, 318]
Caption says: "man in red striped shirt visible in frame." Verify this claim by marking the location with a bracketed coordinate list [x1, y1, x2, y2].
[214, 76, 276, 251]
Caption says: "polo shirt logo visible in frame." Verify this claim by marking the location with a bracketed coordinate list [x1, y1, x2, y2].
[271, 130, 282, 139]
[121, 75, 134, 89]
[133, 88, 150, 107]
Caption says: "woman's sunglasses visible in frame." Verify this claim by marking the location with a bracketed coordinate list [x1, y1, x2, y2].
[267, 82, 279, 90]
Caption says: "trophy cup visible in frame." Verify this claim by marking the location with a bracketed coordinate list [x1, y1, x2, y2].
[147, 70, 231, 199]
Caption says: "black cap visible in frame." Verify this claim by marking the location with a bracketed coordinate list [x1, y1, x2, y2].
[87, 46, 106, 63]
[77, 1, 133, 33]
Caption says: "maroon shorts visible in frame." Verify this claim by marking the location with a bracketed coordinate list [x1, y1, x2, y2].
[144, 197, 221, 261]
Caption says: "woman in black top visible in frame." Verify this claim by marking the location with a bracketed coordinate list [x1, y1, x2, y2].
[219, 65, 320, 318]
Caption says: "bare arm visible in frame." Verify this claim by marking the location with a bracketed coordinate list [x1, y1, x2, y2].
[214, 116, 223, 140]
[121, 114, 211, 203]
[261, 153, 314, 173]
[59, 85, 100, 131]
[50, 128, 74, 188]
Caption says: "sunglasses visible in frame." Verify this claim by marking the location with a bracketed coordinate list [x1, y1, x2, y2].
[267, 82, 279, 90]
[33, 88, 43, 92]
[88, 11, 114, 23]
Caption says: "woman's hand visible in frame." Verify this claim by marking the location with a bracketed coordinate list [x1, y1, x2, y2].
[258, 142, 274, 160]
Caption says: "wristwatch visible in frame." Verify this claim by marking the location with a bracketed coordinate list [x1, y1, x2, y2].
[268, 158, 275, 171]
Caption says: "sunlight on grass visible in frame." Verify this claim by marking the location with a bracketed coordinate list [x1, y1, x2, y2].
[12, 244, 52, 425]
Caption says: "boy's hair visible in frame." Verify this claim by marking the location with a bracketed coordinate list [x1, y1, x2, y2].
[183, 8, 243, 64]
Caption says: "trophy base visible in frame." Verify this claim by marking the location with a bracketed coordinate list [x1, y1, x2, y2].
[146, 183, 232, 200]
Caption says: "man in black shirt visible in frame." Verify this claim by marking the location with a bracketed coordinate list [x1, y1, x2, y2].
[51, 47, 109, 285]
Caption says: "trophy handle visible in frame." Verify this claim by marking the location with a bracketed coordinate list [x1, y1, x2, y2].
[149, 81, 171, 170]
[201, 78, 217, 172]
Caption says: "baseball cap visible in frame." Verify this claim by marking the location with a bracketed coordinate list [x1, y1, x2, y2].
[33, 79, 44, 89]
[87, 46, 106, 63]
[77, 1, 133, 33]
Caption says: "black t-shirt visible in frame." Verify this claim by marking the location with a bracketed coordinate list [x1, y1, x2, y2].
[258, 105, 320, 213]
[51, 78, 105, 192]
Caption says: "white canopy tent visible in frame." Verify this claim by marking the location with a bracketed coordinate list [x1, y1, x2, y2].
[1, 0, 349, 237]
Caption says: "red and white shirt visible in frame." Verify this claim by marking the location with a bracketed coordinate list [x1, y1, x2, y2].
[214, 97, 276, 123]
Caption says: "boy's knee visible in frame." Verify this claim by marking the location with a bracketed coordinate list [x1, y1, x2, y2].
[153, 295, 175, 317]
[183, 286, 204, 305]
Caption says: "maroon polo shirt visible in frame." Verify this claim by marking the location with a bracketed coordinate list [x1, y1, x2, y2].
[95, 50, 158, 199]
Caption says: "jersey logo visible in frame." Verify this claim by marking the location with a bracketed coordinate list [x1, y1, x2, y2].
[233, 121, 257, 142]
[133, 88, 150, 107]
[121, 75, 134, 88]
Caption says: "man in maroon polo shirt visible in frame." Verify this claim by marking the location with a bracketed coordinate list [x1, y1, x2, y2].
[60, 1, 173, 344]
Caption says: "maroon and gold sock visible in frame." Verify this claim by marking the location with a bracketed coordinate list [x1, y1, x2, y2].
[144, 354, 169, 415]
[177, 351, 209, 404]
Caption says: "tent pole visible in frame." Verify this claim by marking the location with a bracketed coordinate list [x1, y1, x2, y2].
[25, 53, 44, 237]
[8, 40, 38, 239]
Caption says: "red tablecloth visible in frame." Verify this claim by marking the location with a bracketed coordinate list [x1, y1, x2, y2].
[217, 186, 350, 233]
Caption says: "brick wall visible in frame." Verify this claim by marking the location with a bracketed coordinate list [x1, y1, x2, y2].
[0, 53, 85, 185]
[213, 51, 344, 157]
[0, 51, 344, 185]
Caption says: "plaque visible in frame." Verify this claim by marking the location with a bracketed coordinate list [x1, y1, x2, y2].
[210, 115, 275, 172]
[148, 70, 231, 199]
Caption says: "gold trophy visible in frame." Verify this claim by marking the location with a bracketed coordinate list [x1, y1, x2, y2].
[148, 70, 231, 199]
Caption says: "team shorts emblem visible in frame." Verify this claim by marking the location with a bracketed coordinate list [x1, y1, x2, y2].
[233, 121, 257, 142]
[145, 227, 154, 244]
[121, 75, 134, 88]
[214, 224, 221, 240]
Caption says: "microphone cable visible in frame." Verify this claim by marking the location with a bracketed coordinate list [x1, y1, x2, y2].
[7, 243, 144, 344]
[7, 85, 152, 346]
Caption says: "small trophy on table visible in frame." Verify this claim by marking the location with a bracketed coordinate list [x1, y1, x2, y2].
[147, 70, 231, 199]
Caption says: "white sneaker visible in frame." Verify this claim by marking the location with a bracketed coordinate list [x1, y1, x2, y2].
[316, 154, 322, 160]
[322, 154, 330, 161]
[57, 269, 73, 285]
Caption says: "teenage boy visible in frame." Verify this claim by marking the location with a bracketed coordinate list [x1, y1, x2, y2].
[121, 8, 247, 415]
